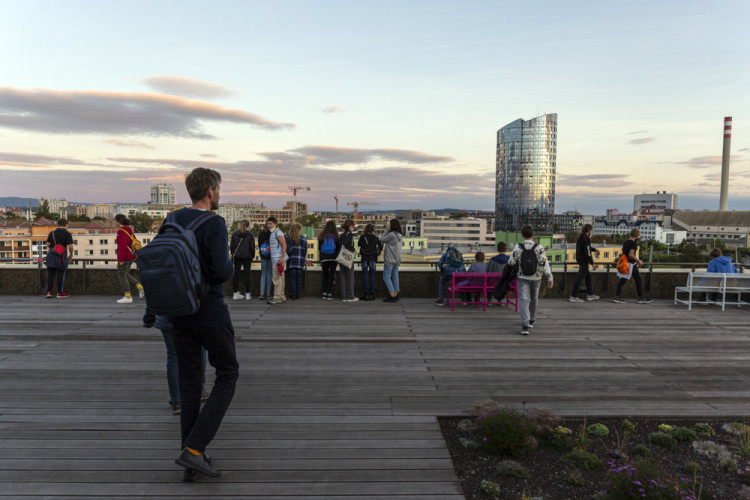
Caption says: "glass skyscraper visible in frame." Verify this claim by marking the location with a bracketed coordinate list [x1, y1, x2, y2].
[495, 113, 557, 234]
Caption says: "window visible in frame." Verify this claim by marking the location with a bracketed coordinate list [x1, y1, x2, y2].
[88, 239, 93, 245]
[100, 239, 107, 245]
[100, 249, 108, 255]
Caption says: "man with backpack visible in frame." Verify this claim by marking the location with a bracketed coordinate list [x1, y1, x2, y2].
[435, 243, 465, 306]
[152, 167, 237, 480]
[507, 225, 553, 335]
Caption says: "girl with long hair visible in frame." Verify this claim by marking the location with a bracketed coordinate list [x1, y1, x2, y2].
[338, 220, 357, 302]
[286, 223, 307, 300]
[318, 220, 340, 300]
[114, 214, 144, 303]
[381, 219, 403, 302]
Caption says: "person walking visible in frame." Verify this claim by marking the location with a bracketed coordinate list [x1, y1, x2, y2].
[45, 218, 74, 299]
[568, 224, 600, 302]
[613, 228, 652, 304]
[381, 219, 403, 303]
[115, 214, 144, 304]
[286, 223, 307, 300]
[266, 216, 287, 304]
[358, 223, 382, 301]
[435, 244, 465, 306]
[507, 225, 554, 335]
[170, 167, 238, 480]
[257, 225, 272, 300]
[318, 220, 339, 300]
[338, 219, 357, 302]
[230, 220, 255, 300]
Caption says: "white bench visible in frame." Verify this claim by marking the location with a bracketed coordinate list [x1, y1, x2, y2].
[674, 272, 750, 311]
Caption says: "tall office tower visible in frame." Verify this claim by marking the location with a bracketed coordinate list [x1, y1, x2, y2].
[150, 184, 176, 205]
[495, 113, 557, 233]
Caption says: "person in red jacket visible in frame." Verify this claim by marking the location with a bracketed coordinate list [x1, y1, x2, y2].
[115, 214, 144, 304]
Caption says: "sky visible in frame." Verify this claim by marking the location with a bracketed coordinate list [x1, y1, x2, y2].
[1, 0, 749, 214]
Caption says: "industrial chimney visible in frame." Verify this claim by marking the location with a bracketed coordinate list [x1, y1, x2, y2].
[719, 116, 732, 211]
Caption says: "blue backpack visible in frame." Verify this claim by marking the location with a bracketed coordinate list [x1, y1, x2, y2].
[321, 235, 336, 254]
[137, 211, 217, 316]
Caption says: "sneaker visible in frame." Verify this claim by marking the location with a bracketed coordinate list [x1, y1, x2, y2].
[138, 288, 145, 299]
[267, 298, 283, 304]
[637, 297, 653, 304]
[326, 294, 333, 301]
[232, 292, 243, 300]
[245, 293, 252, 300]
[342, 299, 350, 303]
[520, 326, 530, 336]
[350, 298, 359, 302]
[322, 294, 327, 300]
[435, 301, 444, 307]
[45, 291, 53, 299]
[171, 402, 181, 415]
[568, 296, 585, 303]
[142, 322, 154, 328]
[258, 295, 266, 300]
[586, 294, 600, 301]
[383, 296, 396, 303]
[612, 296, 626, 304]
[117, 296, 133, 304]
[529, 320, 535, 328]
[56, 292, 71, 299]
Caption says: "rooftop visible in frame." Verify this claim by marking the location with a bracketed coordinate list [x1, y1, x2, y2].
[1, 296, 748, 497]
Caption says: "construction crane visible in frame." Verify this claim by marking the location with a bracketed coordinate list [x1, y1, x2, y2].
[346, 201, 379, 221]
[333, 194, 339, 221]
[288, 186, 311, 222]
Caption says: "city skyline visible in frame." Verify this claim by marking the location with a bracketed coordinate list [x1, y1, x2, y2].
[1, 1, 749, 214]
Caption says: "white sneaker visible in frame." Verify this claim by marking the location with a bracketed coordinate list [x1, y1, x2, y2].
[245, 293, 252, 300]
[350, 298, 359, 302]
[232, 292, 243, 300]
[568, 296, 585, 303]
[117, 296, 133, 304]
[586, 294, 600, 301]
[138, 288, 145, 299]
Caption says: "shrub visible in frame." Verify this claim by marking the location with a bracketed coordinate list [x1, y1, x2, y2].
[738, 462, 750, 485]
[722, 422, 750, 436]
[560, 447, 603, 471]
[694, 423, 715, 437]
[658, 424, 674, 432]
[566, 471, 585, 487]
[620, 419, 636, 434]
[692, 440, 733, 462]
[459, 437, 480, 449]
[539, 431, 575, 452]
[632, 444, 651, 458]
[456, 419, 476, 432]
[475, 409, 537, 457]
[721, 457, 738, 473]
[480, 480, 502, 497]
[649, 432, 677, 451]
[672, 427, 698, 442]
[587, 423, 610, 437]
[683, 461, 701, 475]
[604, 459, 697, 500]
[496, 459, 530, 479]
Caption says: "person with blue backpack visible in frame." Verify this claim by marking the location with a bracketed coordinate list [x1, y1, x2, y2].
[435, 243, 465, 306]
[507, 225, 553, 336]
[257, 225, 272, 300]
[317, 220, 339, 300]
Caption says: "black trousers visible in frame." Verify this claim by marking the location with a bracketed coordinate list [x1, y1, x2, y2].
[233, 258, 252, 293]
[171, 299, 239, 452]
[571, 264, 592, 296]
[46, 268, 66, 293]
[616, 264, 643, 297]
[321, 261, 337, 295]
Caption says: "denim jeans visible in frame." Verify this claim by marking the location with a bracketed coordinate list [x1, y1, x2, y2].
[516, 278, 541, 327]
[288, 268, 304, 297]
[383, 264, 399, 294]
[437, 274, 452, 303]
[260, 258, 273, 296]
[361, 260, 376, 293]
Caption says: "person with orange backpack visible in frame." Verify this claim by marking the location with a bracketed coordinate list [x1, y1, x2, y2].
[613, 228, 652, 304]
[115, 214, 144, 304]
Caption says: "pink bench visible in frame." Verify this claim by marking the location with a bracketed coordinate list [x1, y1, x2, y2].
[448, 272, 518, 311]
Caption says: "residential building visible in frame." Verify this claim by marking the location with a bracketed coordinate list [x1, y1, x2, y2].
[420, 216, 495, 250]
[634, 191, 677, 213]
[86, 204, 116, 220]
[594, 218, 687, 245]
[495, 113, 557, 234]
[150, 184, 176, 205]
[39, 198, 68, 214]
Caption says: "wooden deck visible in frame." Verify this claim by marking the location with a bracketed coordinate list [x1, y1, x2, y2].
[0, 295, 748, 498]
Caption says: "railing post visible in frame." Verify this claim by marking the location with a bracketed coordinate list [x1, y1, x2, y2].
[82, 260, 87, 293]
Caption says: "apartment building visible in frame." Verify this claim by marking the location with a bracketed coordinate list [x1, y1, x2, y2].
[420, 217, 495, 249]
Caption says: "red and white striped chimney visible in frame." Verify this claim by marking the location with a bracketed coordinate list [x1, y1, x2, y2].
[719, 117, 732, 211]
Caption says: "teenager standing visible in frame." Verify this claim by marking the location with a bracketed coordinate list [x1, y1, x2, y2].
[381, 219, 403, 303]
[358, 224, 382, 300]
[45, 218, 74, 298]
[286, 223, 307, 300]
[338, 219, 357, 302]
[257, 225, 272, 300]
[568, 224, 600, 302]
[230, 220, 255, 300]
[318, 220, 339, 300]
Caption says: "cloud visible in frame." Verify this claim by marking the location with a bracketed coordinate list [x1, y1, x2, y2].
[0, 151, 94, 169]
[200, 154, 217, 158]
[321, 105, 346, 114]
[288, 145, 455, 165]
[0, 87, 295, 138]
[627, 137, 656, 145]
[556, 173, 632, 188]
[141, 75, 237, 98]
[626, 130, 648, 135]
[103, 139, 156, 149]
[740, 148, 749, 152]
[672, 156, 742, 169]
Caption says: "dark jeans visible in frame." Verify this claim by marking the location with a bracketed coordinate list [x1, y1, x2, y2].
[143, 306, 156, 326]
[437, 274, 452, 303]
[571, 264, 593, 296]
[161, 325, 207, 405]
[288, 268, 304, 296]
[321, 261, 337, 295]
[171, 299, 239, 452]
[46, 267, 66, 293]
[233, 258, 252, 293]
[616, 264, 643, 297]
[361, 260, 376, 293]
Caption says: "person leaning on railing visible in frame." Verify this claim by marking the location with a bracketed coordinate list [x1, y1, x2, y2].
[44, 218, 74, 299]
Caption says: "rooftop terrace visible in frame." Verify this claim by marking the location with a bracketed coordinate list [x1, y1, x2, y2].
[0, 296, 748, 497]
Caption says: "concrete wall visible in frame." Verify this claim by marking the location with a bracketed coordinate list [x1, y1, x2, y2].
[0, 265, 697, 299]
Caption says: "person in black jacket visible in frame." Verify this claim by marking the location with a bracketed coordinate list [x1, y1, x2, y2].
[569, 224, 600, 302]
[358, 223, 382, 300]
[230, 220, 256, 300]
[338, 219, 357, 302]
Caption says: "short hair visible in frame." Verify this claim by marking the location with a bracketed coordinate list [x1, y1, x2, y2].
[240, 220, 249, 228]
[364, 223, 375, 234]
[496, 241, 507, 253]
[629, 228, 641, 238]
[185, 167, 221, 203]
[475, 252, 485, 262]
[266, 216, 278, 225]
[709, 247, 723, 259]
[57, 218, 68, 227]
[521, 225, 534, 239]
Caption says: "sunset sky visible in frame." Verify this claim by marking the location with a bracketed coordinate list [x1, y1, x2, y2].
[1, 0, 748, 213]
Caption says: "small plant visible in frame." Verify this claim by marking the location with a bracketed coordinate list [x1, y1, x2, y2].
[683, 461, 701, 475]
[620, 419, 636, 433]
[604, 459, 697, 499]
[694, 423, 715, 437]
[672, 427, 698, 442]
[496, 459, 530, 479]
[692, 440, 734, 462]
[658, 423, 674, 432]
[722, 422, 750, 436]
[721, 457, 739, 473]
[738, 461, 750, 485]
[556, 425, 572, 435]
[459, 437, 480, 449]
[577, 416, 589, 448]
[456, 419, 476, 432]
[737, 420, 750, 458]
[587, 423, 610, 437]
[649, 431, 677, 451]
[560, 446, 603, 471]
[480, 480, 502, 498]
[566, 470, 585, 487]
[475, 408, 537, 457]
[632, 444, 651, 458]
